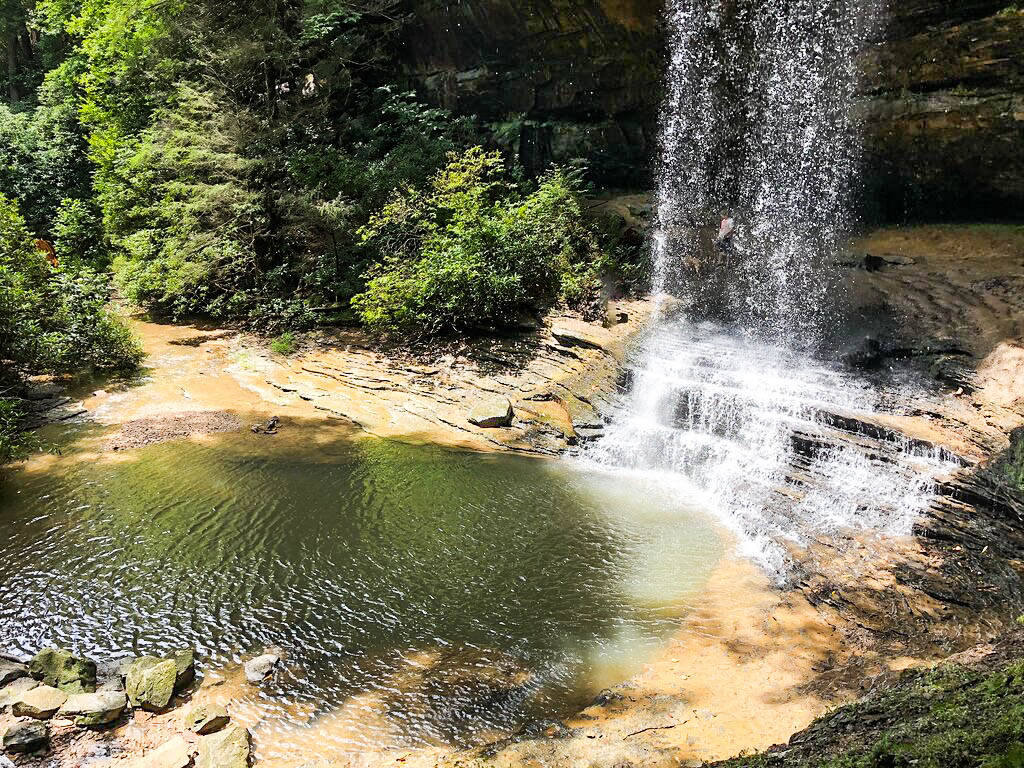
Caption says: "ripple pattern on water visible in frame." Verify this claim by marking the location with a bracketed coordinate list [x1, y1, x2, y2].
[0, 434, 723, 756]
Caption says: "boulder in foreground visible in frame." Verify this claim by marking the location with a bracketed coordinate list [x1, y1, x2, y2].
[12, 685, 67, 719]
[196, 724, 250, 768]
[2, 720, 48, 753]
[58, 690, 127, 726]
[125, 657, 177, 711]
[29, 648, 96, 693]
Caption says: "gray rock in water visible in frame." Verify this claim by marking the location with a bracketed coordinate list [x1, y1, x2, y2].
[168, 648, 195, 690]
[244, 653, 279, 684]
[0, 677, 39, 709]
[125, 657, 177, 711]
[29, 648, 96, 694]
[196, 724, 250, 768]
[0, 662, 27, 688]
[94, 658, 128, 692]
[2, 720, 48, 753]
[58, 690, 127, 726]
[13, 684, 68, 719]
[183, 702, 230, 734]
[467, 397, 514, 428]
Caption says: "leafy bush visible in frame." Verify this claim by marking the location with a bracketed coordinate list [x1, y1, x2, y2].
[0, 194, 142, 374]
[352, 148, 602, 335]
[270, 331, 297, 356]
[53, 198, 107, 266]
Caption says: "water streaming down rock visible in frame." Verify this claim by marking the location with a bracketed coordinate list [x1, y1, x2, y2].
[586, 0, 958, 574]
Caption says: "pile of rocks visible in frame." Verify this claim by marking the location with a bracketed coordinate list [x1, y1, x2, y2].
[0, 647, 252, 767]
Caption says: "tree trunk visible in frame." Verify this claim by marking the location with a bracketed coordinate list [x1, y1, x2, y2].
[19, 26, 32, 62]
[6, 35, 20, 104]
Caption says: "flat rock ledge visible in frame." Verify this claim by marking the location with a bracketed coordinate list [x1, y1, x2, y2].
[232, 300, 651, 455]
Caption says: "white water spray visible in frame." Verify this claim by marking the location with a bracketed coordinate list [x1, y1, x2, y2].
[585, 0, 957, 575]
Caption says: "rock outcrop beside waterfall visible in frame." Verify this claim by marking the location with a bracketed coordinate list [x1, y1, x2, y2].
[397, 0, 1024, 218]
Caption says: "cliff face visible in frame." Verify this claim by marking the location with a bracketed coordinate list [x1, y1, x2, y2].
[861, 3, 1024, 220]
[402, 0, 663, 186]
[400, 0, 1024, 220]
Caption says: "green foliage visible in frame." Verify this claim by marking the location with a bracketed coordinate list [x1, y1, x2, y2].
[0, 397, 32, 464]
[2, 0, 631, 335]
[352, 148, 603, 335]
[52, 197, 106, 266]
[0, 67, 93, 235]
[0, 193, 142, 374]
[269, 331, 297, 356]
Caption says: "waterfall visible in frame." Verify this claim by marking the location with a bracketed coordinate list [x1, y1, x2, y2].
[584, 0, 957, 575]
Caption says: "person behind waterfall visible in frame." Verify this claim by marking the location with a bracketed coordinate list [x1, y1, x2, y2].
[715, 211, 737, 261]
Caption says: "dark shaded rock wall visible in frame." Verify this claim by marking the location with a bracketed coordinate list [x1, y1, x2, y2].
[862, 2, 1024, 220]
[401, 0, 664, 186]
[400, 0, 1024, 220]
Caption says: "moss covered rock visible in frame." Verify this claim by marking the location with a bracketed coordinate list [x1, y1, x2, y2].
[58, 690, 127, 726]
[125, 657, 177, 711]
[28, 648, 96, 693]
[183, 702, 230, 734]
[196, 724, 250, 768]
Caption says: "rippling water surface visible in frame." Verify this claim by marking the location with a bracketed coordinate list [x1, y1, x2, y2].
[0, 430, 723, 757]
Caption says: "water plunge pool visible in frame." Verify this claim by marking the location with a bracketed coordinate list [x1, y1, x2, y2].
[0, 427, 725, 761]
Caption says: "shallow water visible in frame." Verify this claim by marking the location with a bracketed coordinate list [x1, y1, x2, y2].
[0, 429, 724, 757]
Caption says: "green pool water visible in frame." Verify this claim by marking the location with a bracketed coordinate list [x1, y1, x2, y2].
[0, 428, 724, 756]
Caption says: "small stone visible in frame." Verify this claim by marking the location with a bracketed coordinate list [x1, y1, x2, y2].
[196, 724, 250, 768]
[125, 657, 178, 711]
[244, 653, 279, 684]
[29, 648, 96, 693]
[13, 685, 68, 719]
[168, 648, 195, 690]
[58, 690, 127, 726]
[551, 325, 606, 350]
[183, 702, 230, 734]
[0, 677, 38, 708]
[2, 720, 48, 753]
[126, 734, 192, 768]
[467, 397, 514, 428]
[0, 662, 28, 687]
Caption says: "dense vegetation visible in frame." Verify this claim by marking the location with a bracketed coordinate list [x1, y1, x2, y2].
[0, 0, 646, 462]
[0, 192, 141, 461]
[0, 0, 639, 339]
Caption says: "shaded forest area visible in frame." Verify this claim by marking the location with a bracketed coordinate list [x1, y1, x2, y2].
[0, 0, 644, 334]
